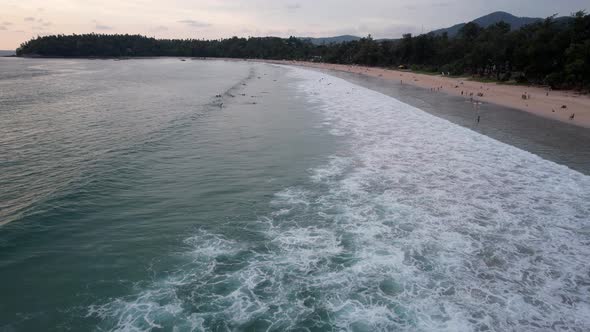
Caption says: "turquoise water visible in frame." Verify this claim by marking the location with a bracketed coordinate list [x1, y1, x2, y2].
[1, 58, 589, 331]
[0, 59, 336, 330]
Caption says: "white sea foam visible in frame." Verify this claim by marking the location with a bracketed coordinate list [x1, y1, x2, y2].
[91, 66, 590, 331]
[284, 67, 590, 331]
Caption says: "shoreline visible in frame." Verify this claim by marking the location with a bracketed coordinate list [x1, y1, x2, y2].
[7, 56, 590, 128]
[256, 59, 590, 174]
[259, 60, 590, 129]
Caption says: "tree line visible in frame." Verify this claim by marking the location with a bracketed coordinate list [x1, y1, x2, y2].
[16, 11, 590, 89]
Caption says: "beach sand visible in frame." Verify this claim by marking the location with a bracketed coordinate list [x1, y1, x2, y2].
[262, 60, 590, 128]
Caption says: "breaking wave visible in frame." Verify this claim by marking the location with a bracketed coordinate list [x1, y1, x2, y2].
[89, 66, 590, 331]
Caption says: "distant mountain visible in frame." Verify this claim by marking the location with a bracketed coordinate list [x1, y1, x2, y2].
[300, 12, 570, 44]
[431, 11, 549, 37]
[301, 35, 361, 45]
[0, 50, 16, 56]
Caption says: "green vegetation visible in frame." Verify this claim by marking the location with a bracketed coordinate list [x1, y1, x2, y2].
[17, 11, 590, 89]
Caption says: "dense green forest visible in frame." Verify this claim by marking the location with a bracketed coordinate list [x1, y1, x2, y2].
[16, 11, 590, 89]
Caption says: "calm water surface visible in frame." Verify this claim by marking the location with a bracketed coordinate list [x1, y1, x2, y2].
[0, 58, 589, 331]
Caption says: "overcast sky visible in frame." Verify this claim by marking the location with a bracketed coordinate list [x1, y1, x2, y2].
[0, 0, 587, 49]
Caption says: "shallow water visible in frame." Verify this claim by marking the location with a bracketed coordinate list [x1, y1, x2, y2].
[1, 59, 589, 331]
[317, 68, 590, 175]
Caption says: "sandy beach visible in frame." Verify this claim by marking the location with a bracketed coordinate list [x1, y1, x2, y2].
[261, 60, 590, 128]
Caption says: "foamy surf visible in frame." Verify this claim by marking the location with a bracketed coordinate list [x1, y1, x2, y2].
[91, 65, 590, 332]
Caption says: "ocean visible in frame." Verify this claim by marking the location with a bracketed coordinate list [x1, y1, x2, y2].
[0, 58, 589, 331]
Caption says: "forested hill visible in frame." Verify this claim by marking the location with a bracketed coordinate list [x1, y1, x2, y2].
[0, 50, 16, 56]
[429, 11, 563, 37]
[301, 35, 361, 45]
[16, 11, 590, 90]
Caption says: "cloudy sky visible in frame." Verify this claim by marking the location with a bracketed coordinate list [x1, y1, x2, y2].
[0, 0, 587, 49]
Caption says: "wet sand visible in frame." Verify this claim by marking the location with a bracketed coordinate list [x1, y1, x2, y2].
[263, 60, 590, 128]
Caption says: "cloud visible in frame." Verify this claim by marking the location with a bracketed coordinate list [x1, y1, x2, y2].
[92, 20, 113, 30]
[286, 3, 302, 11]
[433, 2, 451, 8]
[403, 2, 450, 11]
[24, 17, 35, 21]
[151, 25, 169, 32]
[0, 26, 6, 31]
[265, 29, 282, 36]
[95, 24, 113, 30]
[178, 19, 211, 28]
